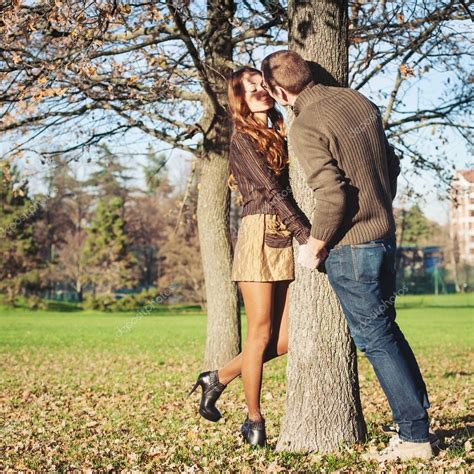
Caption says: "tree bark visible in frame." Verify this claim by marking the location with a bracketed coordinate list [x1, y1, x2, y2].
[198, 0, 241, 369]
[277, 0, 366, 453]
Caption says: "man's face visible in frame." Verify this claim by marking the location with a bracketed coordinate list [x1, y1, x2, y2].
[261, 72, 288, 106]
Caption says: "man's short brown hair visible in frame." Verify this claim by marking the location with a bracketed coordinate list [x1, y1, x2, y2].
[261, 50, 313, 95]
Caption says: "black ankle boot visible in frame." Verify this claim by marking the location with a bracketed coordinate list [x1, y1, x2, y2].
[188, 370, 227, 422]
[241, 416, 266, 447]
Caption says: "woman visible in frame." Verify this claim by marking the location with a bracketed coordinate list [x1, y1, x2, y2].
[189, 67, 311, 447]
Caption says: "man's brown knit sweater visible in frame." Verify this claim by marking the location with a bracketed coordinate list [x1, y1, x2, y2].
[289, 82, 400, 246]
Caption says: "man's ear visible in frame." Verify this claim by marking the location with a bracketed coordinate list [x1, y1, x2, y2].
[275, 85, 288, 104]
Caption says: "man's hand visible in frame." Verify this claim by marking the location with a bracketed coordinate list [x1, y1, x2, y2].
[297, 245, 328, 270]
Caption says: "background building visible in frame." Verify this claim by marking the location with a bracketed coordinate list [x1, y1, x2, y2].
[450, 170, 474, 265]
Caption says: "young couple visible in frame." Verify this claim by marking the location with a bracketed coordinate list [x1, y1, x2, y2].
[190, 50, 434, 462]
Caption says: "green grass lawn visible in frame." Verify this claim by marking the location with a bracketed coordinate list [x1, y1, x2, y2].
[0, 294, 472, 471]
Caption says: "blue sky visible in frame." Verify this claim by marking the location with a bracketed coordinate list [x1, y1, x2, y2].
[5, 9, 472, 226]
[160, 66, 472, 226]
[16, 78, 471, 226]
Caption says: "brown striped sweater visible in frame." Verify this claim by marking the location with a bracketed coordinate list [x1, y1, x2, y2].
[290, 82, 400, 246]
[229, 132, 311, 245]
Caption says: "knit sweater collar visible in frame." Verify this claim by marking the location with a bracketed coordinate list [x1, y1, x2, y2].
[292, 82, 327, 117]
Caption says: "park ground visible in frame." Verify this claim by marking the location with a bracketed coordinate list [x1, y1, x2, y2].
[0, 293, 472, 472]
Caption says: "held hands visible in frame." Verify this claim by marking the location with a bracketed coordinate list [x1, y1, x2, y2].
[297, 243, 321, 270]
[297, 235, 328, 271]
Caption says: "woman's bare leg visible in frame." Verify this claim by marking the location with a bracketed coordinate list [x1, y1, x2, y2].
[217, 280, 291, 394]
[236, 281, 273, 420]
[265, 279, 290, 359]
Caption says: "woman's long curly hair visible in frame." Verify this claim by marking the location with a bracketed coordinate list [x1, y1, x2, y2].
[227, 67, 288, 190]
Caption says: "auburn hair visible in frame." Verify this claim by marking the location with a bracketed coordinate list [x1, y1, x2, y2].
[227, 66, 288, 190]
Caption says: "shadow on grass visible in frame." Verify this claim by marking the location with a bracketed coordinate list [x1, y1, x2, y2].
[91, 304, 206, 317]
[42, 303, 204, 315]
[135, 304, 205, 317]
[1, 302, 216, 316]
[170, 304, 203, 312]
[396, 294, 473, 310]
[397, 303, 474, 310]
[54, 301, 472, 313]
[46, 301, 84, 312]
[443, 371, 472, 378]
[434, 414, 473, 450]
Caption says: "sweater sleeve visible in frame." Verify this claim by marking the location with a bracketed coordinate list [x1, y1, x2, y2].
[230, 133, 310, 245]
[384, 136, 401, 201]
[289, 111, 347, 244]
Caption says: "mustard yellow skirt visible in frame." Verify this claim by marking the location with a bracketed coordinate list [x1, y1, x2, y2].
[231, 213, 295, 282]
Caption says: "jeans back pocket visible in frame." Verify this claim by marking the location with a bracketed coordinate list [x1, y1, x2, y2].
[350, 243, 385, 282]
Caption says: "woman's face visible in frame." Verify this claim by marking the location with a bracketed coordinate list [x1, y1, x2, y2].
[241, 71, 274, 114]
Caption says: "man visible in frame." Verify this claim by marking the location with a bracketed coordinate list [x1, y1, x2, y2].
[261, 50, 433, 462]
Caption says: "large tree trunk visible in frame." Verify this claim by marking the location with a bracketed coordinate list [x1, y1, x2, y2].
[198, 0, 241, 369]
[277, 0, 366, 453]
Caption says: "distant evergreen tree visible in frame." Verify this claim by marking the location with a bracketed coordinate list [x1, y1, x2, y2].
[39, 157, 91, 258]
[398, 204, 431, 246]
[0, 160, 42, 304]
[40, 157, 93, 301]
[87, 145, 133, 203]
[143, 145, 169, 195]
[83, 196, 138, 295]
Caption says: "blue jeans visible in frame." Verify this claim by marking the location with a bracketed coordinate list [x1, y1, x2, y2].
[324, 235, 430, 442]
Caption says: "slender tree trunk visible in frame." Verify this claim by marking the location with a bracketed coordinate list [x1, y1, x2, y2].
[76, 282, 83, 302]
[277, 0, 366, 453]
[198, 0, 241, 369]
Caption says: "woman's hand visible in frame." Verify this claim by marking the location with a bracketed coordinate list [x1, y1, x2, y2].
[297, 243, 318, 269]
